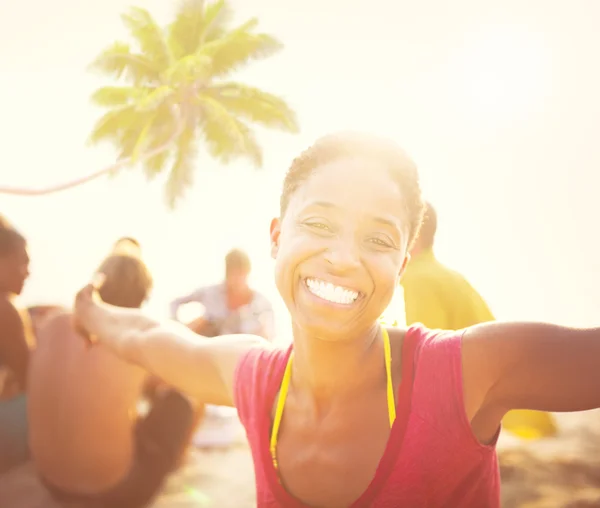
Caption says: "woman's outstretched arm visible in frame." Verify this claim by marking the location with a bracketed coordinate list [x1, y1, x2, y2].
[463, 322, 600, 421]
[74, 283, 268, 406]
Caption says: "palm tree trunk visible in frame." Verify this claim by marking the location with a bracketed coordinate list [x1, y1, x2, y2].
[0, 111, 184, 197]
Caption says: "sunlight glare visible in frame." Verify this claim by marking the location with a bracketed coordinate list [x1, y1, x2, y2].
[450, 27, 551, 123]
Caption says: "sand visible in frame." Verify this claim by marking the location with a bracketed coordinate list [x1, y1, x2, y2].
[0, 418, 256, 508]
[2, 412, 600, 508]
[0, 446, 256, 508]
[498, 410, 600, 508]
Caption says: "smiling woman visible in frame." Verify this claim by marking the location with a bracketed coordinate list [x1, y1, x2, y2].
[72, 131, 600, 508]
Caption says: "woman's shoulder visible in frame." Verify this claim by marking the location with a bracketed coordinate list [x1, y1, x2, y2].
[235, 343, 290, 379]
[387, 324, 466, 373]
[233, 343, 291, 424]
[402, 323, 465, 346]
[386, 321, 456, 341]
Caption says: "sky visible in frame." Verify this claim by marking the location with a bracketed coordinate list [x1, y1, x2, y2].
[1, 0, 599, 338]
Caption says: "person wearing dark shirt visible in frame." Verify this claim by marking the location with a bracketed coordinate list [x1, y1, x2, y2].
[0, 216, 34, 473]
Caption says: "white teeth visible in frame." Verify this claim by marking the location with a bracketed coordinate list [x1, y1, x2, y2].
[305, 278, 359, 305]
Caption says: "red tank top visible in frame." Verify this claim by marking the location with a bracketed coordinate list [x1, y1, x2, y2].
[234, 325, 500, 507]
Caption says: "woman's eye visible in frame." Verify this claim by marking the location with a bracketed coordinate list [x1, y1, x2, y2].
[307, 222, 330, 231]
[368, 237, 392, 247]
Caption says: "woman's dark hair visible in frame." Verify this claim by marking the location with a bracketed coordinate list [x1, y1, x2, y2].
[0, 215, 26, 257]
[279, 132, 426, 247]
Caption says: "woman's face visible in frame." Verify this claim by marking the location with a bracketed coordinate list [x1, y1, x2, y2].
[271, 156, 411, 341]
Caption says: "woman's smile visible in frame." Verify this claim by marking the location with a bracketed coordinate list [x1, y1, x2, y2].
[305, 277, 360, 304]
[301, 277, 364, 307]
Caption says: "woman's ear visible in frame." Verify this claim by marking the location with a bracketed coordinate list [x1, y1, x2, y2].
[270, 218, 281, 259]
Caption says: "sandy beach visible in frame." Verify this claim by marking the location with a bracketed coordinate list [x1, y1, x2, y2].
[497, 410, 600, 508]
[0, 417, 257, 508]
[2, 411, 600, 508]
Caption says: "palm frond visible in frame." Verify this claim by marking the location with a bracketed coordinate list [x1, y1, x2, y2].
[168, 0, 232, 59]
[108, 103, 175, 157]
[136, 86, 174, 111]
[141, 105, 180, 179]
[142, 149, 172, 179]
[88, 106, 140, 144]
[116, 128, 143, 162]
[89, 42, 160, 84]
[90, 86, 151, 108]
[168, 0, 205, 58]
[205, 83, 298, 132]
[164, 129, 198, 208]
[121, 7, 172, 71]
[197, 19, 283, 78]
[131, 113, 158, 162]
[197, 95, 262, 166]
[197, 0, 232, 44]
[163, 53, 213, 85]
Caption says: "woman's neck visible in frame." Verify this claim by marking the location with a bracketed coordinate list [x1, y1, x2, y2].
[290, 323, 383, 406]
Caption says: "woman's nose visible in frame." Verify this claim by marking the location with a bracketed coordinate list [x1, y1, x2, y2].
[323, 237, 361, 273]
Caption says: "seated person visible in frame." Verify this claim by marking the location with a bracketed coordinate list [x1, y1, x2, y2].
[171, 249, 276, 340]
[27, 305, 64, 336]
[28, 248, 197, 508]
[0, 217, 34, 474]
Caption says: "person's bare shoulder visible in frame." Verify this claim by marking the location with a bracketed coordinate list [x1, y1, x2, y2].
[0, 296, 35, 389]
[37, 310, 79, 346]
[0, 296, 27, 344]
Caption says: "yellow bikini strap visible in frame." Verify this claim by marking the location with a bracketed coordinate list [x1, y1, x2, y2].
[270, 351, 293, 467]
[383, 328, 397, 427]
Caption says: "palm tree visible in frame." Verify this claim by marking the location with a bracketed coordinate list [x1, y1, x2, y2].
[0, 0, 298, 207]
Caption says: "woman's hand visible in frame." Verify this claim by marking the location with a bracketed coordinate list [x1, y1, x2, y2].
[73, 273, 105, 345]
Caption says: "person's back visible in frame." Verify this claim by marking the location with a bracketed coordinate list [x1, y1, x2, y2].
[28, 253, 152, 494]
[401, 203, 494, 330]
[401, 248, 494, 330]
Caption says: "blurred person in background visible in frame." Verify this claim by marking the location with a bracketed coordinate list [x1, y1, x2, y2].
[28, 244, 197, 507]
[169, 248, 276, 448]
[401, 202, 495, 329]
[170, 248, 276, 341]
[27, 305, 65, 337]
[402, 202, 557, 439]
[0, 216, 33, 473]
